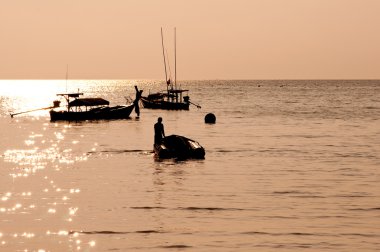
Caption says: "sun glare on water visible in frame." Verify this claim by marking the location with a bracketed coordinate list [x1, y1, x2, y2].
[0, 80, 74, 117]
[0, 79, 137, 117]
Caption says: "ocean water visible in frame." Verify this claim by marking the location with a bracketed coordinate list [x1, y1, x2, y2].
[0, 80, 379, 251]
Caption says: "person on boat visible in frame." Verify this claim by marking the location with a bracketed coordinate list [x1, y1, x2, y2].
[154, 117, 165, 144]
[134, 85, 143, 117]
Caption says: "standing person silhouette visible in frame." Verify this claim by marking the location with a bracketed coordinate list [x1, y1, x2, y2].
[134, 85, 143, 117]
[154, 117, 165, 144]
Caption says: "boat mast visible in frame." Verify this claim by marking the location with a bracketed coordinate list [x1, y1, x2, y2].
[66, 64, 69, 112]
[161, 28, 169, 94]
[174, 27, 177, 91]
[65, 64, 68, 93]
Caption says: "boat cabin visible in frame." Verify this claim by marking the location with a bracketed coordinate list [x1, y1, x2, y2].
[168, 89, 189, 103]
[147, 88, 189, 103]
[56, 93, 110, 112]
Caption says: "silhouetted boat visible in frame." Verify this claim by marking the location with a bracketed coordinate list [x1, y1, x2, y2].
[141, 89, 190, 110]
[141, 28, 200, 111]
[49, 92, 135, 121]
[154, 135, 205, 160]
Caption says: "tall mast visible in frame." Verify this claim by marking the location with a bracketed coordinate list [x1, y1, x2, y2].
[174, 27, 177, 90]
[161, 28, 169, 91]
[66, 64, 69, 93]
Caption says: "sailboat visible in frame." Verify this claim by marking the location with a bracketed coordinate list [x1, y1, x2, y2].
[140, 28, 200, 110]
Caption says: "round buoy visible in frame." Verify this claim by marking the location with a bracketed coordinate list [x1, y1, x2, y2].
[205, 113, 216, 124]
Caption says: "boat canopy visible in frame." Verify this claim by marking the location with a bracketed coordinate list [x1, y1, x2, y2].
[168, 89, 189, 94]
[57, 93, 84, 98]
[69, 98, 109, 107]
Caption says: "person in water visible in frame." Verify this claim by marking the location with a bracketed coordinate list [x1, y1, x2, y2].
[154, 117, 165, 144]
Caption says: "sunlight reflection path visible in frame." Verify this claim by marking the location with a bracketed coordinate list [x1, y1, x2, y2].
[0, 123, 96, 251]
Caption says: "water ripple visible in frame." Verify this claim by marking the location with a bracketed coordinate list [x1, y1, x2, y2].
[349, 207, 380, 211]
[241, 231, 380, 238]
[69, 230, 164, 235]
[130, 206, 247, 211]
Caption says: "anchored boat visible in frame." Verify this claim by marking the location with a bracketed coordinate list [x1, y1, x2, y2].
[141, 89, 191, 110]
[49, 92, 136, 121]
[140, 28, 200, 110]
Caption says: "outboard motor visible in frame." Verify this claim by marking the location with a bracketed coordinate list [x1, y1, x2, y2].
[53, 100, 61, 108]
[184, 96, 190, 104]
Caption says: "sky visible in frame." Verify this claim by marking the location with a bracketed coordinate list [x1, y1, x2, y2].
[0, 0, 379, 80]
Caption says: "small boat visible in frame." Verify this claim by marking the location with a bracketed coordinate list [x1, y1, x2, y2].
[49, 92, 136, 121]
[141, 28, 200, 111]
[141, 89, 190, 110]
[154, 135, 205, 160]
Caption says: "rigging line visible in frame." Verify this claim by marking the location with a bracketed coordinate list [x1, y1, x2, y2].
[174, 27, 177, 90]
[165, 48, 172, 85]
[161, 28, 169, 88]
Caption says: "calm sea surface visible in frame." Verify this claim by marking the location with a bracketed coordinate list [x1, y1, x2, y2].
[0, 80, 379, 251]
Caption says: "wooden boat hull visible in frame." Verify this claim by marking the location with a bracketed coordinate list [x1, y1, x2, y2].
[154, 135, 205, 159]
[141, 97, 189, 110]
[50, 104, 135, 121]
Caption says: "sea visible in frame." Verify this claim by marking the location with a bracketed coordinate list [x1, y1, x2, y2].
[0, 80, 379, 251]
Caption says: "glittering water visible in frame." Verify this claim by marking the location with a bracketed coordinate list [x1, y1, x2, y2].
[0, 80, 379, 251]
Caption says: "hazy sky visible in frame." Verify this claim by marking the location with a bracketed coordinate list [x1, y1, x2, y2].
[0, 0, 379, 79]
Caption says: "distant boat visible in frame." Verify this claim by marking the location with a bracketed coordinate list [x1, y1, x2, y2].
[49, 92, 136, 121]
[154, 135, 205, 160]
[141, 90, 190, 110]
[140, 28, 200, 110]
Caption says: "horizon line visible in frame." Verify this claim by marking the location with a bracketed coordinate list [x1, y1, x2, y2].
[0, 78, 379, 81]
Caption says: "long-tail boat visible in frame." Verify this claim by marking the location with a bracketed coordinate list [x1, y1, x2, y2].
[49, 86, 142, 121]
